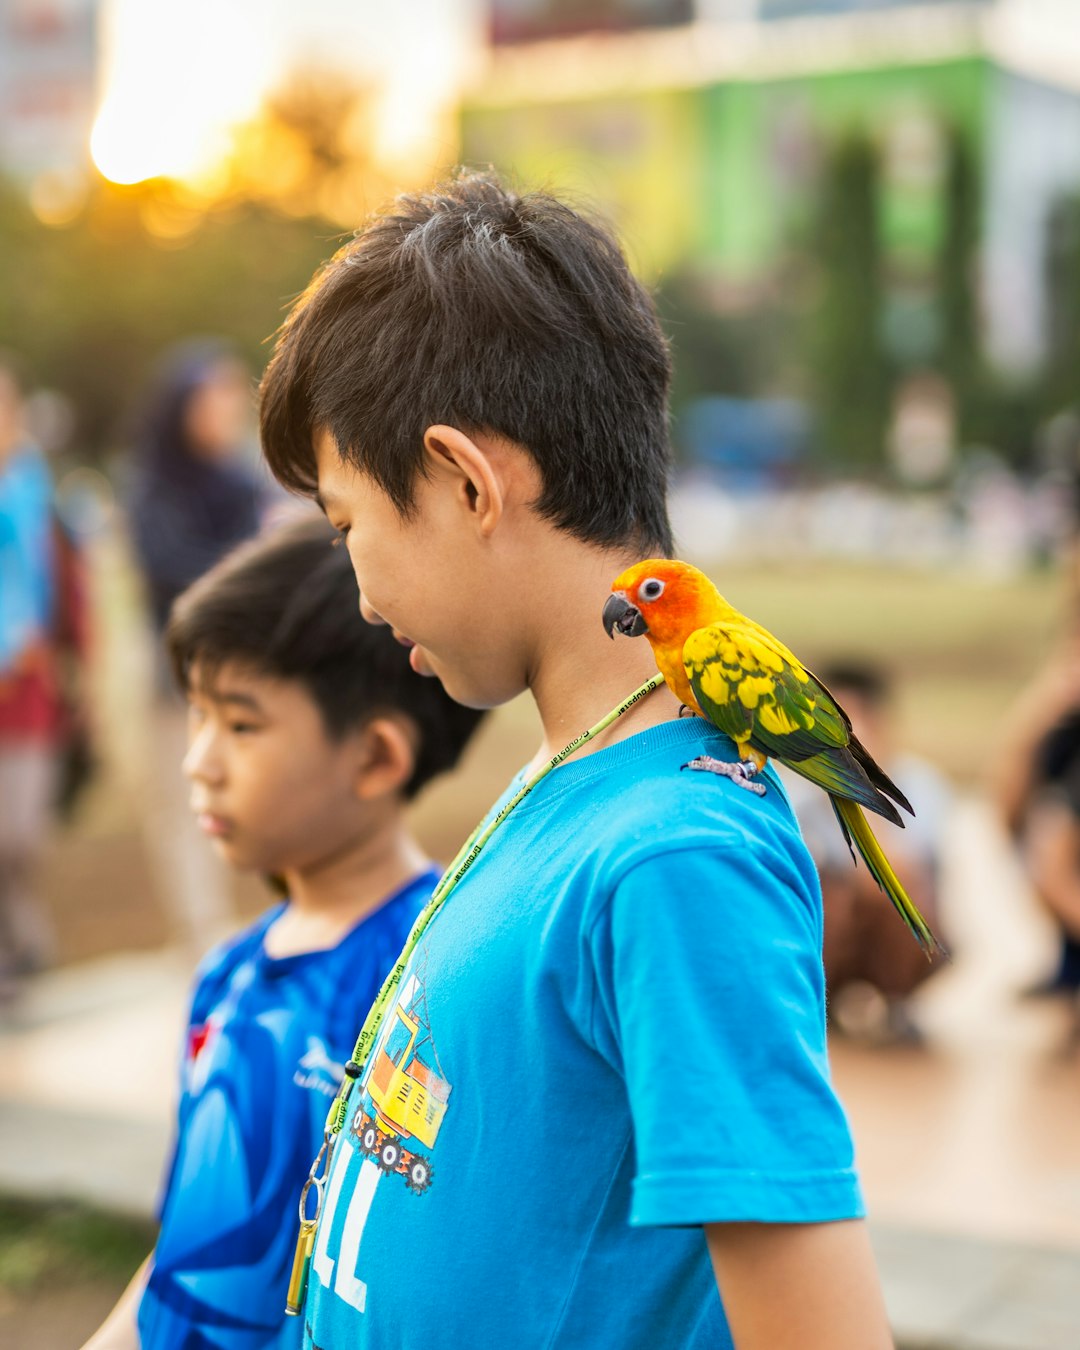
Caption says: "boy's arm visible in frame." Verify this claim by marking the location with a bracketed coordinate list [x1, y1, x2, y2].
[1025, 795, 1080, 935]
[994, 647, 1080, 836]
[706, 1220, 893, 1349]
[594, 830, 883, 1340]
[79, 1253, 151, 1350]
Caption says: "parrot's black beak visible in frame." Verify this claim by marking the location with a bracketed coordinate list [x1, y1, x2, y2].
[603, 592, 648, 640]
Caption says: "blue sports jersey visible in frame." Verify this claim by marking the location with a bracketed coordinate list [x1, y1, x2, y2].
[138, 868, 440, 1350]
[301, 720, 863, 1350]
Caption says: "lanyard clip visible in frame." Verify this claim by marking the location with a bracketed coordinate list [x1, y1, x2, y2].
[284, 1134, 334, 1318]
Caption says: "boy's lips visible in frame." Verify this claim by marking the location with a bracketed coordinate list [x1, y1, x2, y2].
[195, 810, 232, 839]
[392, 628, 435, 677]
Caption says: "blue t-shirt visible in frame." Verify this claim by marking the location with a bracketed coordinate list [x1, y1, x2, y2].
[138, 868, 440, 1350]
[301, 720, 862, 1350]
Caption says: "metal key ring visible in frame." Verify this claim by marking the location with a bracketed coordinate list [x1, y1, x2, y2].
[307, 1136, 330, 1186]
[298, 1173, 325, 1225]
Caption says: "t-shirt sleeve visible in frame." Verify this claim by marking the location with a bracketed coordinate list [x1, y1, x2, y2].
[153, 982, 202, 1221]
[153, 930, 261, 1220]
[590, 839, 864, 1228]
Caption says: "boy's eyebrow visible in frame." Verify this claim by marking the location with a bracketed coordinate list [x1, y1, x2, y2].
[199, 687, 265, 713]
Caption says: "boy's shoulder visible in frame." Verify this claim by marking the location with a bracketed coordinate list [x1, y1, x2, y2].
[188, 904, 283, 1005]
[543, 717, 804, 868]
[552, 722, 824, 973]
[491, 718, 822, 945]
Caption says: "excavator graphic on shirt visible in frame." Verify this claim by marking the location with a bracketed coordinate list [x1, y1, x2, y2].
[349, 957, 452, 1195]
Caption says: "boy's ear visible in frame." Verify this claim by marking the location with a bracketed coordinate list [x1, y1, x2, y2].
[353, 715, 417, 801]
[422, 424, 503, 537]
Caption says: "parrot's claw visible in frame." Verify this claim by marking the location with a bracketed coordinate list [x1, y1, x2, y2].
[681, 755, 767, 797]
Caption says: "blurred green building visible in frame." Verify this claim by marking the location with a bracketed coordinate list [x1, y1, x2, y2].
[464, 0, 1080, 470]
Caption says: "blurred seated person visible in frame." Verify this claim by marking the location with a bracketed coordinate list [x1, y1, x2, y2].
[783, 661, 950, 1040]
[996, 640, 1080, 996]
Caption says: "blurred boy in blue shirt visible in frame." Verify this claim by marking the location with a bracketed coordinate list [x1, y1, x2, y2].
[82, 515, 482, 1349]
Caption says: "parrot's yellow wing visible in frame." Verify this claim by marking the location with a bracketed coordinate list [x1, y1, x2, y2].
[683, 621, 898, 818]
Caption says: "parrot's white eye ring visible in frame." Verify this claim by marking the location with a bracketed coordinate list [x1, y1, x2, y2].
[639, 578, 665, 602]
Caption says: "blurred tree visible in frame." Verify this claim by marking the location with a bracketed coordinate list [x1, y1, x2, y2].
[955, 187, 1076, 471]
[1044, 191, 1080, 414]
[807, 133, 889, 472]
[0, 70, 411, 459]
[218, 70, 393, 225]
[938, 124, 980, 442]
[656, 273, 774, 398]
[653, 268, 802, 463]
[0, 178, 340, 455]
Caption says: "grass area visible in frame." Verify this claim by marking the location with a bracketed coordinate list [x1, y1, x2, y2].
[0, 1197, 155, 1347]
[0, 1196, 153, 1294]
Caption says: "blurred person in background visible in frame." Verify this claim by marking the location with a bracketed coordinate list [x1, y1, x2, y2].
[996, 641, 1080, 1002]
[785, 661, 950, 1042]
[0, 353, 90, 1000]
[128, 340, 262, 946]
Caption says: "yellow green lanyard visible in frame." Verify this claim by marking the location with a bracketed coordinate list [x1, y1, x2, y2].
[284, 672, 664, 1316]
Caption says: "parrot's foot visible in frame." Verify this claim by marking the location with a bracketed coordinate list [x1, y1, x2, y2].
[681, 755, 767, 797]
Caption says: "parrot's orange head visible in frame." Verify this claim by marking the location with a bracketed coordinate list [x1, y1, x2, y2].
[603, 559, 723, 647]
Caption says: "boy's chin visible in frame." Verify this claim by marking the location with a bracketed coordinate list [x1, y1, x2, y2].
[208, 837, 262, 873]
[408, 644, 437, 678]
[412, 645, 516, 710]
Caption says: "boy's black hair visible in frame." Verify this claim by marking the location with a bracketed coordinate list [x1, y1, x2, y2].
[259, 171, 674, 556]
[165, 514, 484, 799]
[819, 661, 891, 710]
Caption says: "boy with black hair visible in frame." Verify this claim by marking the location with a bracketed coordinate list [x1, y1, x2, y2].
[260, 174, 892, 1348]
[82, 515, 483, 1350]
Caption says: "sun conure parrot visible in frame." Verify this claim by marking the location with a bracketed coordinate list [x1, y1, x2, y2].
[602, 558, 943, 957]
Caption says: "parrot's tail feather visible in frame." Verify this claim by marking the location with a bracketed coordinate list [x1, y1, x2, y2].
[790, 748, 905, 826]
[848, 731, 914, 819]
[830, 796, 946, 958]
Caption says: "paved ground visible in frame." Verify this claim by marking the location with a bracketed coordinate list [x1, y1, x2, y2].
[3, 797, 1080, 1347]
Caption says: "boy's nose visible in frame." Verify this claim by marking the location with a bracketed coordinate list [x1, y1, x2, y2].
[183, 721, 225, 786]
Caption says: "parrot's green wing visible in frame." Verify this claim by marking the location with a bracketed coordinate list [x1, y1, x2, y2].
[683, 621, 890, 813]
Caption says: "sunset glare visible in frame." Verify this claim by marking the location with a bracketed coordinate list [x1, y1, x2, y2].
[90, 0, 476, 187]
[91, 0, 269, 184]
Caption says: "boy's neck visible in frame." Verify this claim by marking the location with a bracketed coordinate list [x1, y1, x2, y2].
[524, 545, 682, 773]
[265, 814, 430, 959]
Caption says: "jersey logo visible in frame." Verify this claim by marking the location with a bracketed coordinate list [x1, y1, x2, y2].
[187, 1022, 212, 1061]
[185, 1019, 220, 1092]
[294, 1037, 346, 1098]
